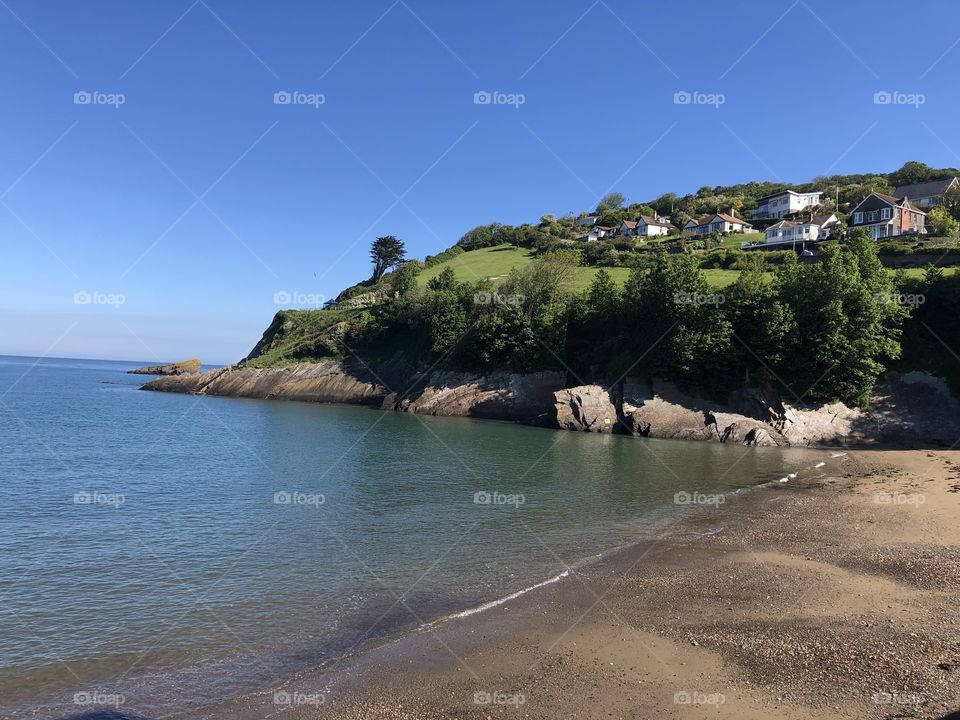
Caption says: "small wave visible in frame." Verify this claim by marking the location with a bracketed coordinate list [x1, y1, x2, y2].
[443, 570, 571, 620]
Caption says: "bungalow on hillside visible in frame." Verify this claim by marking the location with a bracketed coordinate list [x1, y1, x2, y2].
[636, 214, 676, 237]
[849, 192, 926, 240]
[744, 213, 839, 251]
[578, 225, 615, 242]
[751, 190, 823, 220]
[619, 215, 676, 237]
[891, 177, 959, 209]
[575, 215, 599, 227]
[683, 212, 753, 236]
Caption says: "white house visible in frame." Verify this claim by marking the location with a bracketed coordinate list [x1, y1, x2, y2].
[751, 190, 823, 220]
[747, 213, 838, 250]
[579, 225, 615, 242]
[683, 212, 753, 236]
[635, 214, 676, 237]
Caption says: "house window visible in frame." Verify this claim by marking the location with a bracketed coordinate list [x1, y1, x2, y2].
[881, 207, 891, 220]
[854, 212, 863, 224]
[867, 211, 877, 222]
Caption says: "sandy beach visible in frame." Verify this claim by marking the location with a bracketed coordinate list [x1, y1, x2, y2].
[188, 449, 960, 720]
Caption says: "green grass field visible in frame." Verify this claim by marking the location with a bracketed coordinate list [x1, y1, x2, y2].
[419, 244, 746, 291]
[417, 243, 958, 295]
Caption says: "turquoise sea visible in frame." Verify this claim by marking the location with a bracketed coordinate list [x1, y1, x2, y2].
[0, 355, 825, 718]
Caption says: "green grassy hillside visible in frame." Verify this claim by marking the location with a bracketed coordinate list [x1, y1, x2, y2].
[417, 241, 956, 294]
[418, 244, 743, 291]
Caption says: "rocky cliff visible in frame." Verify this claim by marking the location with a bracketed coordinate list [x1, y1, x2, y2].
[141, 360, 960, 448]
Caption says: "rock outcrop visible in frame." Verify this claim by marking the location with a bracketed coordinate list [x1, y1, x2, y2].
[143, 361, 393, 405]
[128, 359, 201, 376]
[555, 385, 619, 433]
[383, 370, 565, 424]
[142, 361, 960, 448]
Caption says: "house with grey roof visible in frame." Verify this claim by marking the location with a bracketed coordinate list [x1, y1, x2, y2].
[891, 177, 958, 209]
[849, 192, 926, 240]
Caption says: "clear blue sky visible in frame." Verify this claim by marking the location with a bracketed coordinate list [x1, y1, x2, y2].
[2, 0, 959, 364]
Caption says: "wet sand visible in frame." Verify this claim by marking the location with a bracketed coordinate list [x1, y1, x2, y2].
[195, 450, 960, 720]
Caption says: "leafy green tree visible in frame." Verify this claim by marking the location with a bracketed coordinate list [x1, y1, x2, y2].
[427, 266, 457, 291]
[889, 160, 932, 188]
[928, 205, 959, 236]
[621, 253, 732, 388]
[391, 262, 421, 296]
[370, 235, 406, 281]
[724, 255, 797, 386]
[426, 290, 468, 356]
[597, 191, 626, 212]
[770, 230, 908, 406]
[587, 269, 622, 318]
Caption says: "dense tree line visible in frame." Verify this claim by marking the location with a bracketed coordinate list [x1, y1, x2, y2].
[337, 230, 925, 407]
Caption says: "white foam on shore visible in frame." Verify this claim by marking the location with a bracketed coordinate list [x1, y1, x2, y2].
[448, 570, 571, 620]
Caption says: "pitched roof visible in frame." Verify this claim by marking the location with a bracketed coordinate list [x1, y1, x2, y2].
[810, 214, 838, 226]
[715, 212, 751, 225]
[767, 214, 836, 231]
[892, 177, 958, 200]
[687, 213, 751, 228]
[621, 220, 638, 229]
[639, 215, 676, 228]
[755, 189, 822, 203]
[852, 192, 927, 216]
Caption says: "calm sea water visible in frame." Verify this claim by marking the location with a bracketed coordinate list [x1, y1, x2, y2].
[0, 356, 825, 718]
